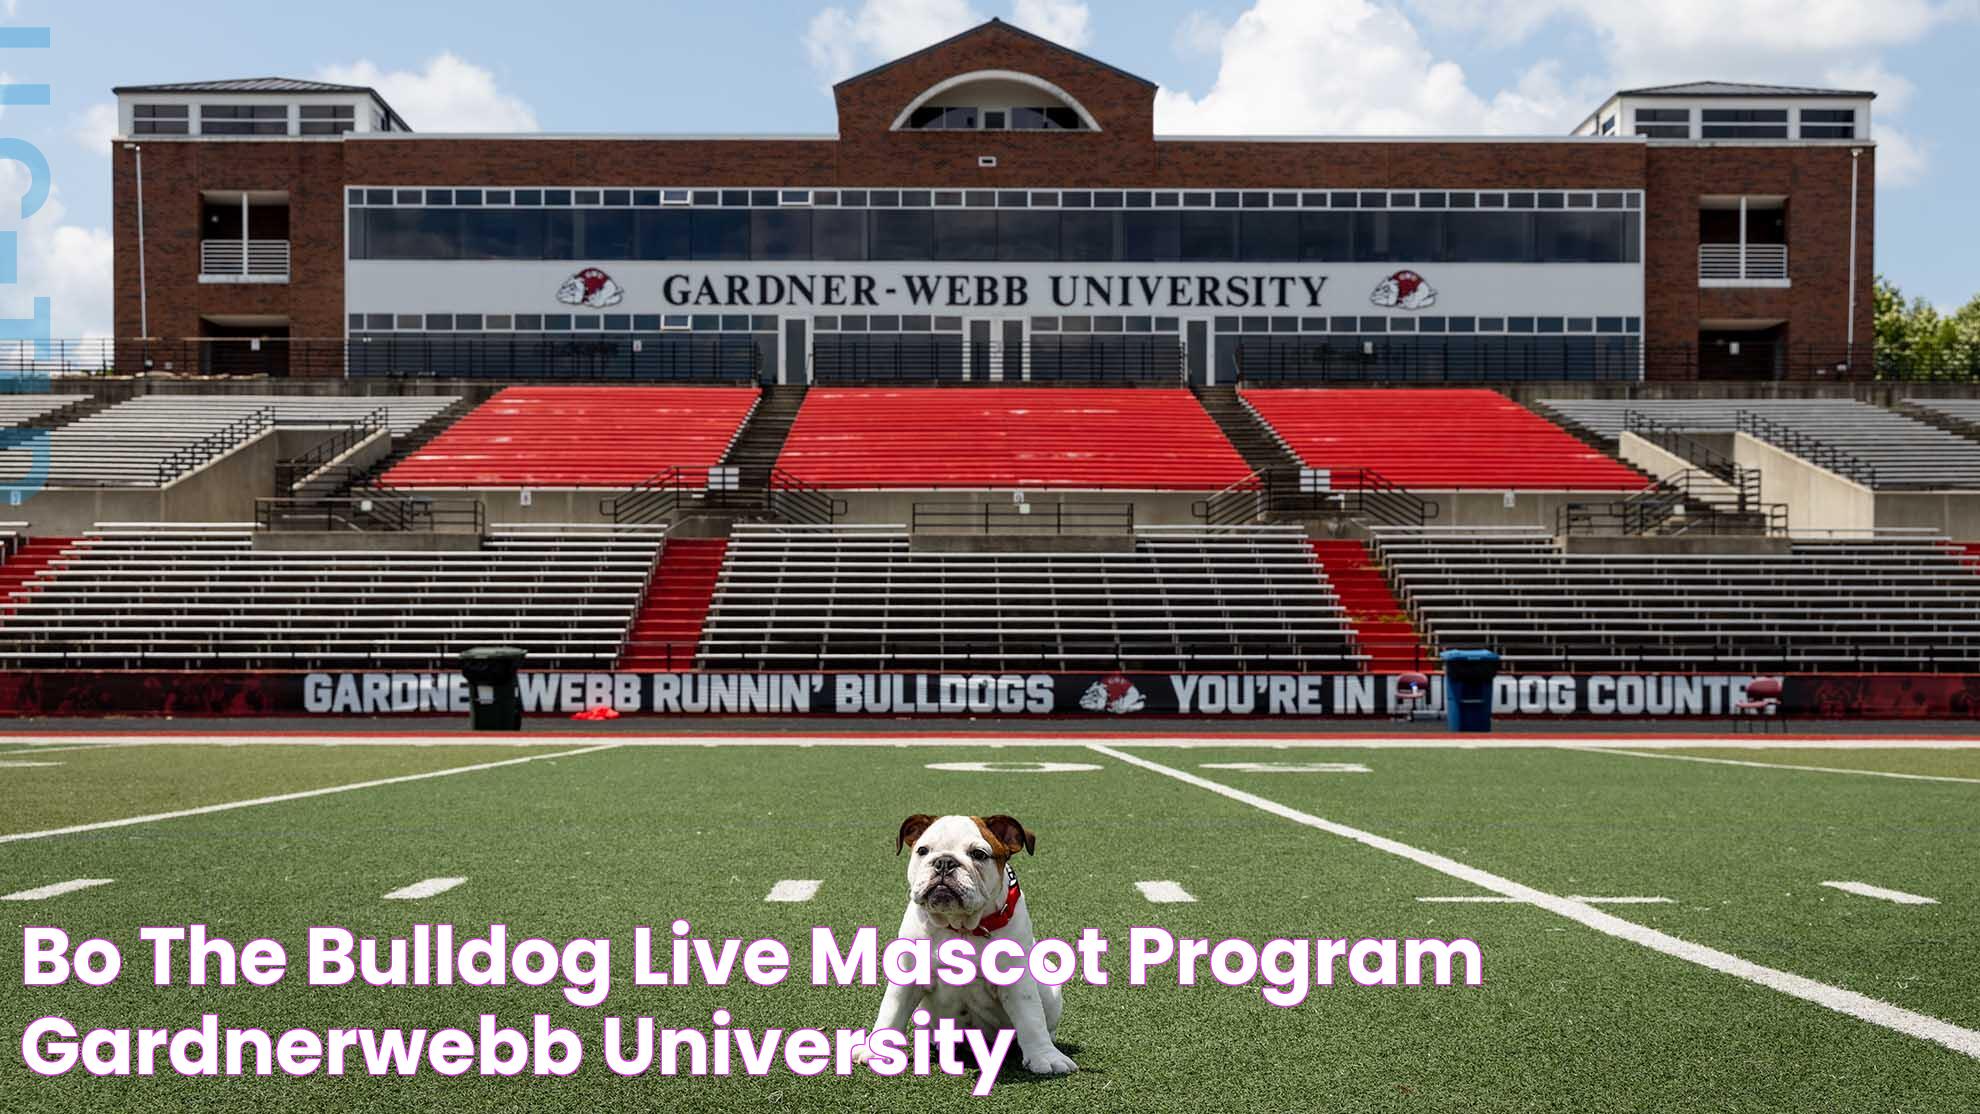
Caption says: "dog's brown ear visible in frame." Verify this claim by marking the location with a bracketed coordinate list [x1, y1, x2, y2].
[897, 814, 937, 855]
[980, 815, 1036, 856]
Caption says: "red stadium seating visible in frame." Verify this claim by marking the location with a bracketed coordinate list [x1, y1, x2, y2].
[776, 388, 1252, 490]
[381, 386, 760, 488]
[1241, 388, 1647, 490]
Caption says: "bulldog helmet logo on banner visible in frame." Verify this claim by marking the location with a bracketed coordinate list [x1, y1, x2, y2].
[1370, 270, 1436, 310]
[557, 267, 625, 308]
[1079, 673, 1145, 715]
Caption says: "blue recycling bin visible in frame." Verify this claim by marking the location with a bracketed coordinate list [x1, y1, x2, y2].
[1441, 649, 1501, 733]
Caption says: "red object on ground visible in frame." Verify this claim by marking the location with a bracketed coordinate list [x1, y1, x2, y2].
[0, 537, 77, 616]
[1242, 388, 1647, 490]
[1954, 542, 1980, 571]
[1309, 538, 1431, 673]
[617, 537, 729, 670]
[381, 386, 761, 488]
[775, 387, 1253, 490]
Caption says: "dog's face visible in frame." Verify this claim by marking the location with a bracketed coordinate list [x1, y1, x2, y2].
[897, 814, 1035, 921]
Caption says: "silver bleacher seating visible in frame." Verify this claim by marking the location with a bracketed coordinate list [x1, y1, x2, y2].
[1368, 525, 1980, 672]
[697, 523, 1364, 671]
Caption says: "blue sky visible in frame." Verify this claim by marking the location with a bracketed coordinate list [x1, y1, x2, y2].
[8, 0, 1977, 337]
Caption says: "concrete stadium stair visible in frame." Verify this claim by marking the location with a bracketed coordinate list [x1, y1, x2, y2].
[1309, 538, 1430, 672]
[618, 537, 728, 670]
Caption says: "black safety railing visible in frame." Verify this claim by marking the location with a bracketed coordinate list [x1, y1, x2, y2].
[156, 406, 274, 485]
[254, 494, 486, 533]
[1557, 469, 1787, 537]
[1194, 467, 1438, 528]
[1733, 410, 1879, 487]
[601, 466, 845, 526]
[275, 407, 388, 492]
[910, 501, 1136, 535]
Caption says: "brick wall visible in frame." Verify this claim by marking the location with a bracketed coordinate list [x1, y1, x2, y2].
[110, 22, 1869, 381]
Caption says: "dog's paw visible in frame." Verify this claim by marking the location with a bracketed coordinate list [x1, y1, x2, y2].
[1022, 1047, 1077, 1075]
[850, 1044, 873, 1067]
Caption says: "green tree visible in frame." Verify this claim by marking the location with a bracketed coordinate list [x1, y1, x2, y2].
[1873, 274, 1976, 377]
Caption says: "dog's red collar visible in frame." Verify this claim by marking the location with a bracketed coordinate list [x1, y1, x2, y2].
[970, 866, 1021, 938]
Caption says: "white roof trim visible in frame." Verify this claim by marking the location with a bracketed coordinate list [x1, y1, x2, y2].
[889, 69, 1102, 132]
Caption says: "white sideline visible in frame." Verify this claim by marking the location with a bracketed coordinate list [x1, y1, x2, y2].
[0, 734, 1978, 750]
[2, 878, 113, 901]
[1089, 743, 1980, 1061]
[0, 761, 61, 768]
[1821, 881, 1939, 906]
[1569, 746, 1980, 785]
[0, 744, 624, 845]
[765, 879, 822, 903]
[1135, 880, 1197, 903]
[383, 877, 467, 900]
[1419, 895, 1673, 905]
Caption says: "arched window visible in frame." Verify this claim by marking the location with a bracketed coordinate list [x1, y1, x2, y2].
[892, 70, 1101, 132]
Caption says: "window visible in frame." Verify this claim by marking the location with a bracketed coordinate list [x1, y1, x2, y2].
[1180, 212, 1234, 261]
[1060, 212, 1113, 261]
[690, 210, 749, 260]
[931, 209, 996, 260]
[1801, 108, 1855, 139]
[1700, 108, 1787, 139]
[636, 210, 690, 259]
[462, 210, 544, 260]
[200, 103, 289, 135]
[583, 209, 635, 259]
[1238, 211, 1299, 262]
[1122, 212, 1180, 261]
[1534, 211, 1628, 263]
[812, 210, 868, 261]
[1445, 212, 1530, 262]
[752, 209, 812, 260]
[1299, 213, 1353, 261]
[299, 104, 355, 135]
[997, 211, 1060, 261]
[132, 103, 188, 135]
[870, 210, 931, 260]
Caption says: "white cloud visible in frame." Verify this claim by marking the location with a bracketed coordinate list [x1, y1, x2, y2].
[1011, 0, 1091, 48]
[801, 0, 1094, 85]
[1156, 0, 1590, 135]
[1871, 125, 1926, 188]
[315, 53, 537, 133]
[71, 102, 115, 154]
[0, 160, 113, 341]
[804, 0, 982, 84]
[1173, 10, 1227, 56]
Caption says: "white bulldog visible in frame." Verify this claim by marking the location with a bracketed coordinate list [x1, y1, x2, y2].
[856, 813, 1075, 1077]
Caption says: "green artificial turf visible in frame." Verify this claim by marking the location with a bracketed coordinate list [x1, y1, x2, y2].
[1, 741, 1975, 1112]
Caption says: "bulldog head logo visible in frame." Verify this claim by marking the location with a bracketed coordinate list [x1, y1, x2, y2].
[1079, 673, 1146, 715]
[1369, 270, 1436, 310]
[557, 267, 624, 309]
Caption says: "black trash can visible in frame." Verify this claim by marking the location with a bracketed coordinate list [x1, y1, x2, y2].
[460, 646, 528, 731]
[1440, 649, 1501, 733]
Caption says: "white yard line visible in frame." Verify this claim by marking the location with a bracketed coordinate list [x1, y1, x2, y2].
[0, 734, 1977, 750]
[1418, 895, 1672, 905]
[1821, 881, 1939, 906]
[1135, 880, 1197, 903]
[383, 877, 467, 900]
[0, 742, 137, 756]
[0, 743, 625, 845]
[1, 878, 114, 901]
[0, 761, 61, 768]
[765, 879, 822, 903]
[1089, 743, 1980, 1061]
[1567, 746, 1980, 785]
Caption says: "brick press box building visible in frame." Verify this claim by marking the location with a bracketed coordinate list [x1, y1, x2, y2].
[108, 19, 1876, 383]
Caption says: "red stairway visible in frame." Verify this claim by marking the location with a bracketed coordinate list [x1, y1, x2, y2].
[617, 537, 728, 671]
[0, 537, 77, 615]
[1955, 542, 1980, 571]
[1309, 539, 1431, 673]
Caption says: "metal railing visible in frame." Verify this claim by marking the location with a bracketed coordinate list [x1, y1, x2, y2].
[910, 500, 1136, 535]
[1733, 410, 1879, 487]
[1557, 469, 1786, 537]
[1622, 411, 1744, 484]
[255, 494, 486, 533]
[276, 408, 388, 493]
[1194, 467, 1438, 528]
[155, 406, 274, 485]
[1698, 242, 1788, 283]
[601, 466, 845, 526]
[200, 239, 291, 278]
[1235, 339, 1644, 383]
